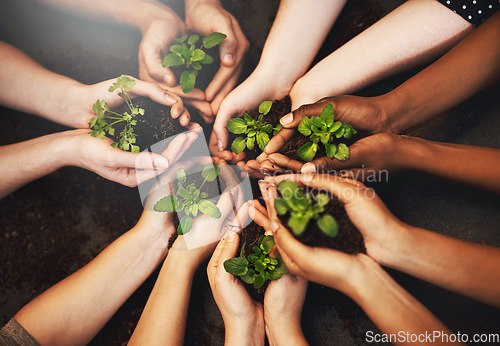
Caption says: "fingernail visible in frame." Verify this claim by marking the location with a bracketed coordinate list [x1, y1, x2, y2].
[280, 112, 293, 125]
[302, 163, 316, 174]
[258, 179, 267, 186]
[226, 231, 236, 242]
[270, 222, 279, 234]
[223, 54, 234, 65]
[218, 140, 223, 152]
[154, 157, 169, 170]
[164, 74, 174, 86]
[164, 92, 177, 104]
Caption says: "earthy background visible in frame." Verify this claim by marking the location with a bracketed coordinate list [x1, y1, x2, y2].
[1, 0, 499, 345]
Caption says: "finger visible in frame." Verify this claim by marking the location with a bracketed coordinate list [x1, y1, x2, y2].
[160, 84, 206, 101]
[171, 131, 199, 164]
[179, 109, 191, 126]
[304, 148, 364, 175]
[262, 128, 295, 156]
[212, 105, 231, 151]
[232, 151, 246, 163]
[127, 77, 181, 108]
[226, 201, 251, 234]
[258, 181, 278, 221]
[249, 204, 271, 231]
[210, 65, 242, 114]
[187, 100, 214, 123]
[218, 160, 239, 190]
[252, 199, 267, 216]
[279, 101, 330, 128]
[267, 153, 303, 172]
[298, 174, 370, 204]
[140, 40, 176, 86]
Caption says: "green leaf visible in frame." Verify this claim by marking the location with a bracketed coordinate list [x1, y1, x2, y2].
[288, 215, 310, 236]
[320, 103, 334, 123]
[89, 117, 98, 128]
[254, 273, 266, 289]
[243, 113, 253, 124]
[262, 124, 273, 134]
[191, 49, 206, 62]
[188, 34, 200, 45]
[276, 257, 289, 275]
[254, 260, 267, 272]
[163, 53, 185, 68]
[111, 142, 119, 148]
[176, 168, 186, 184]
[169, 44, 183, 54]
[202, 32, 227, 48]
[330, 121, 342, 133]
[256, 132, 270, 151]
[131, 145, 140, 154]
[311, 116, 324, 129]
[226, 118, 247, 134]
[315, 193, 330, 207]
[178, 216, 193, 234]
[109, 75, 136, 92]
[325, 142, 337, 158]
[258, 101, 272, 115]
[297, 117, 312, 136]
[246, 136, 255, 150]
[224, 257, 249, 276]
[175, 35, 188, 44]
[317, 214, 338, 237]
[154, 195, 178, 212]
[343, 124, 357, 139]
[297, 142, 318, 161]
[273, 123, 282, 135]
[202, 163, 220, 181]
[267, 269, 282, 281]
[180, 70, 196, 94]
[198, 199, 221, 218]
[240, 268, 256, 284]
[231, 137, 246, 154]
[334, 143, 350, 161]
[178, 186, 191, 200]
[274, 198, 289, 215]
[335, 127, 345, 138]
[277, 181, 300, 201]
[200, 54, 214, 64]
[260, 236, 275, 254]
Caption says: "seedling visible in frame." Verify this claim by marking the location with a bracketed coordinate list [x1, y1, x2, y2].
[227, 101, 282, 154]
[163, 32, 226, 94]
[89, 75, 142, 153]
[275, 180, 338, 237]
[154, 164, 222, 234]
[224, 235, 288, 289]
[297, 103, 356, 161]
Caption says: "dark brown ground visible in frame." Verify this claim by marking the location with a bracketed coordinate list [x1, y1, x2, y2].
[2, 0, 500, 345]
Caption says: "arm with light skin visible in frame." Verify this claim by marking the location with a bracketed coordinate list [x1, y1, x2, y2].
[258, 177, 460, 345]
[210, 0, 347, 159]
[129, 161, 250, 345]
[263, 173, 500, 309]
[13, 205, 177, 345]
[0, 128, 198, 198]
[0, 42, 190, 127]
[259, 10, 499, 174]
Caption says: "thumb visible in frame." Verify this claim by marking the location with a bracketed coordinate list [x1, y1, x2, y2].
[113, 150, 170, 171]
[269, 221, 309, 276]
[279, 101, 330, 128]
[217, 26, 237, 67]
[213, 112, 229, 152]
[303, 153, 362, 175]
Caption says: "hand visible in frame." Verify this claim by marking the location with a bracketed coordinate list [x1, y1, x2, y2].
[66, 128, 198, 187]
[256, 95, 392, 173]
[249, 200, 308, 345]
[207, 230, 265, 346]
[260, 173, 408, 271]
[185, 0, 249, 116]
[77, 75, 191, 128]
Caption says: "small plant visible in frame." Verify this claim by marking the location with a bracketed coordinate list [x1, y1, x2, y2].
[297, 103, 356, 162]
[224, 235, 289, 289]
[163, 32, 227, 94]
[275, 180, 338, 237]
[226, 101, 282, 154]
[154, 164, 221, 234]
[89, 75, 143, 153]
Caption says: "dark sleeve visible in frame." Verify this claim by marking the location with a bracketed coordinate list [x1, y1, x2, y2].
[437, 0, 499, 25]
[0, 318, 40, 346]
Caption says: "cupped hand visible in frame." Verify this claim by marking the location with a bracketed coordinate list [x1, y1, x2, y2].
[207, 230, 265, 344]
[68, 128, 198, 187]
[256, 95, 391, 173]
[260, 173, 408, 270]
[185, 1, 249, 115]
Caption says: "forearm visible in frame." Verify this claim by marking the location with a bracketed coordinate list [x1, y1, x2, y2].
[129, 249, 197, 345]
[382, 225, 500, 308]
[0, 131, 74, 198]
[265, 320, 307, 346]
[255, 0, 346, 92]
[398, 136, 500, 194]
[15, 224, 170, 345]
[383, 11, 500, 134]
[350, 257, 459, 345]
[38, 0, 176, 33]
[290, 0, 472, 109]
[0, 42, 83, 125]
[225, 318, 265, 346]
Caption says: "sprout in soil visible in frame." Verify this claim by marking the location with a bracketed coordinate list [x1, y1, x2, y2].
[163, 32, 226, 94]
[226, 100, 282, 154]
[297, 103, 356, 161]
[224, 235, 288, 289]
[275, 180, 338, 237]
[154, 164, 221, 234]
[89, 75, 143, 153]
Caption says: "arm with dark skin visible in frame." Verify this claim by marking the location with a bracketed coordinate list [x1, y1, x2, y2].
[258, 11, 500, 175]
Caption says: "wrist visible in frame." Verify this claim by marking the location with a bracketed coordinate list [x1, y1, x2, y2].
[376, 88, 415, 134]
[265, 319, 306, 346]
[225, 312, 265, 346]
